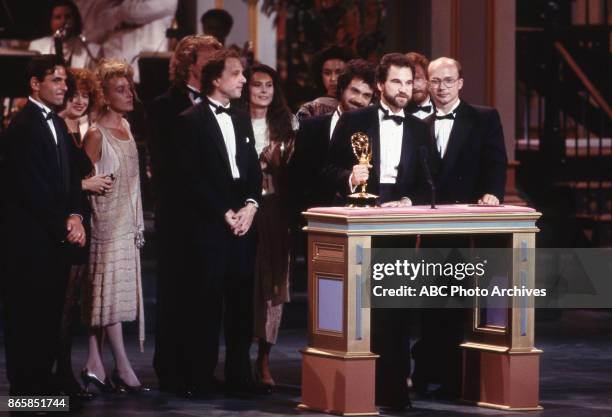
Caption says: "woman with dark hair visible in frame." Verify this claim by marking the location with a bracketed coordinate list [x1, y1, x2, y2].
[295, 44, 354, 120]
[29, 0, 98, 68]
[57, 68, 114, 397]
[240, 63, 296, 389]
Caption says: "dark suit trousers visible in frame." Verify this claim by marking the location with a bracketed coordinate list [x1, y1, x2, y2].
[370, 236, 416, 407]
[153, 200, 190, 388]
[372, 308, 411, 407]
[412, 235, 470, 397]
[1, 242, 69, 395]
[183, 231, 256, 389]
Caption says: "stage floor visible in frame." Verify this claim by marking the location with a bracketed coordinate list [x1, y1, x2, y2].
[0, 310, 611, 416]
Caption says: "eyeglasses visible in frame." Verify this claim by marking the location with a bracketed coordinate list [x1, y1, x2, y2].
[429, 78, 459, 88]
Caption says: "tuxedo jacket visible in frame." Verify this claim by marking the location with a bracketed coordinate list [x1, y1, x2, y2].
[175, 101, 262, 247]
[0, 100, 83, 291]
[424, 100, 507, 204]
[147, 85, 194, 203]
[290, 112, 336, 211]
[325, 105, 430, 204]
[1, 101, 83, 244]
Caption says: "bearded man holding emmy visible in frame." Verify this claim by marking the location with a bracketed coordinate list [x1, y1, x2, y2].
[325, 53, 430, 208]
[324, 52, 430, 411]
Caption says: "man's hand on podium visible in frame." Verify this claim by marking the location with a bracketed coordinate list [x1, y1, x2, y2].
[381, 197, 412, 208]
[477, 194, 499, 205]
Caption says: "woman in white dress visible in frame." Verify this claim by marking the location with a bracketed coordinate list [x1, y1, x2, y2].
[81, 59, 147, 393]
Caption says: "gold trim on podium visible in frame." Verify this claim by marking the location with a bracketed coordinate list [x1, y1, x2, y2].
[460, 400, 544, 411]
[297, 404, 379, 416]
[300, 347, 379, 360]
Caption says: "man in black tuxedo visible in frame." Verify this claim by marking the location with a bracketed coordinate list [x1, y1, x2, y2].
[325, 53, 430, 410]
[292, 58, 376, 212]
[0, 55, 86, 396]
[405, 52, 436, 120]
[147, 34, 221, 395]
[426, 56, 507, 205]
[411, 57, 508, 399]
[326, 53, 429, 208]
[174, 48, 262, 398]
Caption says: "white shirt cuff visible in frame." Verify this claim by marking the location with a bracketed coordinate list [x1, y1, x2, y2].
[348, 174, 358, 193]
[245, 199, 259, 209]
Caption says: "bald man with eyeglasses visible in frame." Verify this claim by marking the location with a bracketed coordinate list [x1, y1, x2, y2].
[425, 57, 507, 206]
[411, 57, 508, 400]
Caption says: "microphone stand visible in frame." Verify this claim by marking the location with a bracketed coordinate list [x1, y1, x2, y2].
[420, 146, 437, 209]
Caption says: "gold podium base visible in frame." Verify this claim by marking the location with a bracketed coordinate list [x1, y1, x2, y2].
[299, 348, 379, 416]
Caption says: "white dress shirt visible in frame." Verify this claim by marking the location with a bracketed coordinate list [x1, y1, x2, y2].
[75, 0, 177, 82]
[207, 96, 240, 179]
[411, 96, 435, 120]
[378, 102, 404, 184]
[28, 36, 99, 69]
[251, 117, 269, 156]
[29, 97, 58, 144]
[329, 107, 342, 140]
[434, 99, 461, 158]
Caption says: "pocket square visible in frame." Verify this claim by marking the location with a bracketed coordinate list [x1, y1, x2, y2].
[246, 137, 251, 143]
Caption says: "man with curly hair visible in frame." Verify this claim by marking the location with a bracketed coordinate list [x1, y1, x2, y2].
[147, 34, 221, 396]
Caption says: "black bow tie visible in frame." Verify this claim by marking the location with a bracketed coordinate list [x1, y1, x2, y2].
[208, 100, 233, 115]
[42, 109, 54, 120]
[435, 113, 455, 121]
[415, 104, 432, 113]
[380, 106, 404, 125]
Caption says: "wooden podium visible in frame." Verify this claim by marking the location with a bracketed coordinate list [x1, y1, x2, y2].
[298, 204, 542, 415]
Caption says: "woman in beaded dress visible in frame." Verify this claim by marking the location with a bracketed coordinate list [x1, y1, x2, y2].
[240, 64, 296, 388]
[81, 59, 147, 393]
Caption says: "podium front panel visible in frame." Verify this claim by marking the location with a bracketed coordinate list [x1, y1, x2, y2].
[300, 205, 542, 414]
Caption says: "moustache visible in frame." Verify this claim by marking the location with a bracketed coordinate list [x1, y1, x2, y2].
[348, 100, 364, 108]
[395, 94, 409, 99]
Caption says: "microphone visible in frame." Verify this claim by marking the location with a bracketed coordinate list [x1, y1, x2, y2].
[53, 22, 71, 40]
[420, 146, 436, 209]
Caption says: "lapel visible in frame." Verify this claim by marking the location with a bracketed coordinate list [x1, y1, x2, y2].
[439, 101, 472, 183]
[423, 114, 441, 175]
[324, 115, 332, 144]
[26, 102, 63, 187]
[172, 86, 194, 113]
[396, 116, 413, 183]
[51, 114, 71, 195]
[232, 113, 248, 179]
[27, 101, 59, 155]
[199, 103, 233, 177]
[366, 107, 381, 182]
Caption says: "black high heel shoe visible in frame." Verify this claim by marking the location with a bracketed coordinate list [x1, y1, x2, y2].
[111, 370, 150, 394]
[253, 367, 275, 394]
[80, 369, 114, 393]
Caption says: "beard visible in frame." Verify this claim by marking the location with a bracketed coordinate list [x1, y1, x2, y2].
[344, 99, 365, 111]
[383, 90, 410, 110]
[411, 89, 428, 104]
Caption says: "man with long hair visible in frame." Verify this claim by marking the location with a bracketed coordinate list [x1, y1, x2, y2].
[147, 34, 221, 397]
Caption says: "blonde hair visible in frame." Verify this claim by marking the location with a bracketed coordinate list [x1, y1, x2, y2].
[170, 35, 222, 87]
[93, 58, 136, 114]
